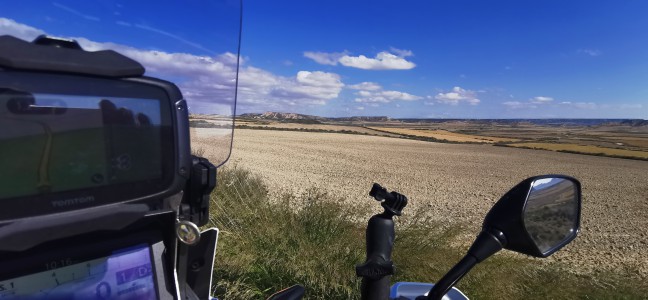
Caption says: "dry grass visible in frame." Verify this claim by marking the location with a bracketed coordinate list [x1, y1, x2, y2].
[507, 142, 648, 159]
[367, 127, 519, 143]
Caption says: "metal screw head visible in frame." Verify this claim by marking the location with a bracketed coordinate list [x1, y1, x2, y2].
[176, 220, 201, 245]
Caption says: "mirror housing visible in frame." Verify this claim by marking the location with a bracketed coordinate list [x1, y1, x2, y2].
[427, 175, 582, 300]
[482, 175, 581, 258]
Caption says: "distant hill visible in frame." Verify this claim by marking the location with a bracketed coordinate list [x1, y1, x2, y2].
[239, 112, 327, 123]
[238, 112, 391, 123]
[330, 116, 391, 122]
[397, 118, 648, 126]
[620, 119, 648, 127]
[237, 112, 647, 126]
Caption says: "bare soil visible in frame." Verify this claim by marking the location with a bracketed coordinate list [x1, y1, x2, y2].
[195, 129, 648, 279]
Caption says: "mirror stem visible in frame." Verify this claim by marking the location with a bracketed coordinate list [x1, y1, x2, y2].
[427, 230, 504, 300]
[426, 254, 477, 300]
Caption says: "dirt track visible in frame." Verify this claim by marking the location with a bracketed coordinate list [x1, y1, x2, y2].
[197, 129, 648, 278]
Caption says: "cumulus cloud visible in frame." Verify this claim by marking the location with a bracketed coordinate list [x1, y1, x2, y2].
[354, 90, 421, 103]
[434, 87, 480, 105]
[505, 98, 611, 111]
[503, 96, 555, 109]
[0, 18, 345, 114]
[531, 96, 554, 104]
[347, 81, 382, 91]
[268, 71, 344, 103]
[304, 49, 416, 70]
[349, 81, 421, 104]
[0, 18, 44, 40]
[339, 52, 415, 70]
[303, 51, 347, 66]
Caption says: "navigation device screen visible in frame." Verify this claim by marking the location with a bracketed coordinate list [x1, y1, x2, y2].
[0, 91, 164, 199]
[0, 244, 158, 300]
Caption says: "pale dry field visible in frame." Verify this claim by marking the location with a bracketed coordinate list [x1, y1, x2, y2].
[367, 127, 519, 143]
[195, 129, 648, 279]
[508, 142, 648, 159]
[237, 122, 402, 137]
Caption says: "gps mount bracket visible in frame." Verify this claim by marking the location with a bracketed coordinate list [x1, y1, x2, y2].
[180, 155, 217, 227]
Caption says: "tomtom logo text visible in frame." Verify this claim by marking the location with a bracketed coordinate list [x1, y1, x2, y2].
[51, 196, 96, 207]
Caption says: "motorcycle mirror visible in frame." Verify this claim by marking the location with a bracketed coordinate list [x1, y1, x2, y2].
[427, 175, 582, 300]
[482, 175, 581, 257]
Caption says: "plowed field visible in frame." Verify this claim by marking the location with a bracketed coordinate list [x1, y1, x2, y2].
[195, 129, 648, 279]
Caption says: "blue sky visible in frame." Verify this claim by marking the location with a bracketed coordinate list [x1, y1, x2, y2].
[2, 1, 648, 118]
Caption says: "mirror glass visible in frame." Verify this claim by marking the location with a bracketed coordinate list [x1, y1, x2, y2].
[523, 178, 579, 254]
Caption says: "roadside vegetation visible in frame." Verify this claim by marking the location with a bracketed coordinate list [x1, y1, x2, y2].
[208, 167, 647, 299]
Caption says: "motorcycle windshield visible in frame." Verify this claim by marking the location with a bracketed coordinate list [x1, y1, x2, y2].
[0, 0, 242, 167]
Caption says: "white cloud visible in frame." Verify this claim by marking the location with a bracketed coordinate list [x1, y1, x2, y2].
[531, 96, 554, 104]
[305, 49, 416, 70]
[347, 82, 382, 91]
[358, 90, 372, 97]
[269, 71, 344, 102]
[352, 82, 421, 104]
[0, 18, 345, 114]
[303, 51, 346, 65]
[354, 90, 421, 103]
[506, 99, 610, 111]
[339, 52, 416, 70]
[504, 96, 555, 109]
[295, 71, 342, 88]
[355, 106, 365, 110]
[348, 80, 420, 104]
[0, 18, 44, 40]
[434, 87, 480, 105]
